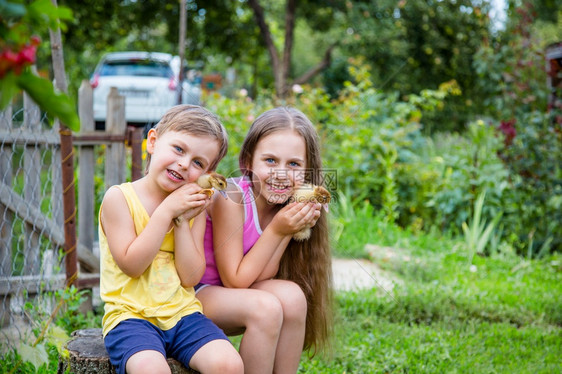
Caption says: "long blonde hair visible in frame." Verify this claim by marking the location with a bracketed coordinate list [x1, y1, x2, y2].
[240, 107, 333, 354]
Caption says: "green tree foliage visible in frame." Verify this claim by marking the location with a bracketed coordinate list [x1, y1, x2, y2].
[333, 0, 492, 131]
[55, 0, 262, 96]
[508, 0, 560, 23]
[0, 0, 79, 130]
[474, 2, 562, 254]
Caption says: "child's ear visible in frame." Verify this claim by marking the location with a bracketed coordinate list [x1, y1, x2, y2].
[146, 128, 157, 154]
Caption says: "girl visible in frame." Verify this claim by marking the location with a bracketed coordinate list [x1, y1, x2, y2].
[197, 106, 333, 373]
[99, 105, 243, 374]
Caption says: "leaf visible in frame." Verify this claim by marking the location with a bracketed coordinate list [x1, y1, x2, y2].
[48, 324, 71, 357]
[0, 72, 19, 109]
[0, 0, 26, 18]
[26, 0, 73, 32]
[16, 72, 80, 131]
[18, 342, 49, 370]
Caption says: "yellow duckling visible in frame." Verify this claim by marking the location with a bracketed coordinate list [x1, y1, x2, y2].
[291, 184, 331, 241]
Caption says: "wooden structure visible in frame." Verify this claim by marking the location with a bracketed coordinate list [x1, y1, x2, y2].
[0, 82, 143, 332]
[202, 73, 222, 92]
[58, 328, 196, 374]
[546, 41, 562, 108]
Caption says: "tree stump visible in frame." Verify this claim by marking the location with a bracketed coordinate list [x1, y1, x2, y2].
[58, 328, 197, 374]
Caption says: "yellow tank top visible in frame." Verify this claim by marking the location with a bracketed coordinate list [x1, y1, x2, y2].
[99, 182, 202, 337]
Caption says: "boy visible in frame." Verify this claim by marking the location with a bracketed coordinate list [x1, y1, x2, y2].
[99, 105, 243, 374]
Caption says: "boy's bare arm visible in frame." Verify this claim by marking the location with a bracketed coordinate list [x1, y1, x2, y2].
[101, 187, 172, 278]
[174, 212, 207, 287]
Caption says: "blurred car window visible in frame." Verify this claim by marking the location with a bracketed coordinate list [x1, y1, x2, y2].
[91, 51, 201, 131]
[99, 61, 173, 78]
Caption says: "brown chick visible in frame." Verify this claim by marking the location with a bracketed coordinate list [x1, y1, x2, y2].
[196, 172, 228, 198]
[291, 184, 331, 241]
[173, 172, 228, 225]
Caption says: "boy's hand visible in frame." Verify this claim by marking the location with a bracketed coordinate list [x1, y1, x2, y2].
[270, 202, 321, 236]
[163, 183, 210, 225]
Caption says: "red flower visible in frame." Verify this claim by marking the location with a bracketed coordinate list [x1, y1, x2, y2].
[17, 45, 37, 64]
[0, 40, 38, 77]
[499, 119, 517, 146]
[30, 35, 41, 46]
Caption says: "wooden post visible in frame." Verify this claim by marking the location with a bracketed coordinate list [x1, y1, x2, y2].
[49, 0, 78, 287]
[0, 105, 13, 327]
[0, 106, 13, 278]
[78, 80, 95, 252]
[129, 126, 144, 181]
[104, 87, 126, 191]
[23, 92, 42, 275]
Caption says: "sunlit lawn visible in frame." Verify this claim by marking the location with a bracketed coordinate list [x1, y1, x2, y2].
[295, 212, 562, 373]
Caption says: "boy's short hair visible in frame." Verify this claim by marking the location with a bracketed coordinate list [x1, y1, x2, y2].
[146, 105, 228, 173]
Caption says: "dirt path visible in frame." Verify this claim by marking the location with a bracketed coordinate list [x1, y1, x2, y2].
[331, 257, 398, 293]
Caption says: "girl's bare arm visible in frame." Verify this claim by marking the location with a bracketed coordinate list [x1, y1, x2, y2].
[256, 202, 322, 280]
[212, 193, 318, 288]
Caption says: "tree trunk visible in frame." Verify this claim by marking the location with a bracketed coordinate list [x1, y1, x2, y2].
[247, 0, 283, 98]
[280, 0, 296, 99]
[177, 0, 186, 104]
[248, 0, 335, 99]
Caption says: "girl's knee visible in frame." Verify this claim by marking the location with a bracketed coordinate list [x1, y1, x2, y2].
[207, 354, 244, 374]
[192, 341, 243, 374]
[279, 281, 307, 321]
[247, 292, 283, 332]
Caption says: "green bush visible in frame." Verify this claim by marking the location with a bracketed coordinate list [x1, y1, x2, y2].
[292, 60, 454, 226]
[497, 110, 562, 255]
[205, 53, 560, 254]
[473, 5, 562, 254]
[422, 120, 509, 234]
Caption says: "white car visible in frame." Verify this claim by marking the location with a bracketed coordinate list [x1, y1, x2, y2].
[90, 51, 201, 130]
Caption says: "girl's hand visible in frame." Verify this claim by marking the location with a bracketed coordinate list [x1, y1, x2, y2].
[163, 183, 210, 223]
[270, 202, 322, 236]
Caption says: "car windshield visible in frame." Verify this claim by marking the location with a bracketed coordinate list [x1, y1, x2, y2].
[99, 60, 173, 78]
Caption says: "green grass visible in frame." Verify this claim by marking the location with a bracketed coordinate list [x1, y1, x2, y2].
[300, 316, 561, 373]
[297, 196, 562, 373]
[297, 248, 562, 372]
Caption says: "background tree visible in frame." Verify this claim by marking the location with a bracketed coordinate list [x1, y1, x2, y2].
[246, 0, 342, 99]
[57, 0, 262, 95]
[330, 0, 492, 132]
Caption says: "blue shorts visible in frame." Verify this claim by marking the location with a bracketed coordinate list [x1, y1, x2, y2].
[194, 283, 210, 293]
[104, 313, 229, 374]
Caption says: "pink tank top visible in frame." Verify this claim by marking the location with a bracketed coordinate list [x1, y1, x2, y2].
[201, 176, 262, 285]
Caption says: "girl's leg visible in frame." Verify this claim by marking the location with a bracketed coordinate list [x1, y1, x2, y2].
[197, 286, 283, 374]
[251, 279, 307, 374]
[189, 339, 244, 374]
[126, 350, 170, 374]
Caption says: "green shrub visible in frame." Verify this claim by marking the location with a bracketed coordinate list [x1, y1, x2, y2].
[205, 54, 560, 255]
[473, 5, 562, 254]
[423, 120, 509, 234]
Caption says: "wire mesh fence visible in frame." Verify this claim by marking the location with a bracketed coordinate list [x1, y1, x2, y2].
[0, 95, 67, 349]
[0, 83, 139, 351]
